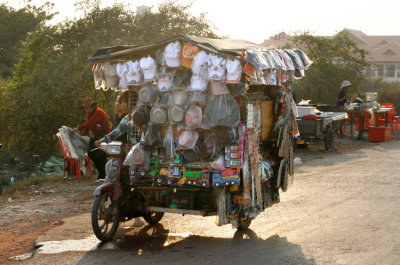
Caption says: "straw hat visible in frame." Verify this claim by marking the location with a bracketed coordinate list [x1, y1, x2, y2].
[80, 97, 97, 108]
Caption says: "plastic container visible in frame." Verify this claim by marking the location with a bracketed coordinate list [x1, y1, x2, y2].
[368, 126, 391, 142]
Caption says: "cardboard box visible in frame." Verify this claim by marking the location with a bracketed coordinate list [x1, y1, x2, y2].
[368, 126, 391, 142]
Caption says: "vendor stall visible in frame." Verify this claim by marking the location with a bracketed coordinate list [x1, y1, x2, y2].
[87, 35, 312, 241]
[295, 105, 347, 151]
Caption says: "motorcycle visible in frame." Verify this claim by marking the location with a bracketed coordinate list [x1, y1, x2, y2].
[91, 140, 258, 242]
[91, 141, 164, 242]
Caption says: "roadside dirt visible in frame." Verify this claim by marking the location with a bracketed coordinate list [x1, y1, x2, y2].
[1, 129, 399, 263]
[0, 178, 94, 262]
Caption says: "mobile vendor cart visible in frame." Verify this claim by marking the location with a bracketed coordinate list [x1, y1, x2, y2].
[296, 106, 347, 152]
[88, 35, 312, 242]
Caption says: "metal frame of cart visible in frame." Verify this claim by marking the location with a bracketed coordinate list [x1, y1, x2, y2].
[296, 112, 347, 152]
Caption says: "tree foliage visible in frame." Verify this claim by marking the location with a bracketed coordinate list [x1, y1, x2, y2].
[288, 31, 369, 105]
[0, 0, 218, 157]
[361, 79, 400, 111]
[0, 2, 54, 78]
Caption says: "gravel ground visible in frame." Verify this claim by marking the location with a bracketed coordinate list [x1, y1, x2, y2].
[4, 135, 399, 265]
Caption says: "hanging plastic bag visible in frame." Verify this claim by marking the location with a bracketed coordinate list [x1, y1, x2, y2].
[214, 125, 239, 146]
[140, 125, 163, 149]
[172, 90, 189, 105]
[164, 125, 176, 158]
[189, 91, 208, 106]
[173, 68, 191, 90]
[200, 134, 221, 161]
[157, 67, 175, 92]
[182, 144, 201, 163]
[203, 93, 240, 129]
[123, 143, 150, 167]
[210, 80, 229, 95]
[131, 105, 151, 127]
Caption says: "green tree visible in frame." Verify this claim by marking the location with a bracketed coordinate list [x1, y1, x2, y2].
[289, 31, 369, 105]
[0, 2, 54, 78]
[133, 1, 218, 44]
[1, 0, 218, 157]
[361, 79, 400, 111]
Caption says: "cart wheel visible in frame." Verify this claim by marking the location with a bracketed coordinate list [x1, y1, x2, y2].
[325, 128, 334, 152]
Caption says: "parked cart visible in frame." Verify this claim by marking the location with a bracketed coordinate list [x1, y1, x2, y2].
[296, 109, 347, 151]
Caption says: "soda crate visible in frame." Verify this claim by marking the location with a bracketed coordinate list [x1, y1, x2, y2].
[368, 126, 391, 142]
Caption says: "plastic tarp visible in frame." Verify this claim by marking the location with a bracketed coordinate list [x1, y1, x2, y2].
[58, 126, 90, 173]
[318, 112, 348, 129]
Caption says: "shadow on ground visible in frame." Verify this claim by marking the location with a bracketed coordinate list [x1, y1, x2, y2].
[75, 224, 316, 265]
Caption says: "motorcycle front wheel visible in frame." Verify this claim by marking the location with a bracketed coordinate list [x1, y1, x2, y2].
[91, 193, 120, 242]
[143, 211, 164, 225]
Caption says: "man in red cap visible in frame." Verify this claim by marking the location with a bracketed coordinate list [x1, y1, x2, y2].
[71, 97, 110, 179]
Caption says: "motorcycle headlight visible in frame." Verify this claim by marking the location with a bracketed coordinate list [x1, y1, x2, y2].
[107, 145, 121, 155]
[100, 142, 122, 155]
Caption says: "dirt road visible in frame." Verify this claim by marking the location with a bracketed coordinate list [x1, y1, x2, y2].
[3, 139, 400, 265]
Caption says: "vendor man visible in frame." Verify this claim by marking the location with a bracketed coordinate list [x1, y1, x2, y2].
[71, 97, 110, 179]
[336, 80, 352, 134]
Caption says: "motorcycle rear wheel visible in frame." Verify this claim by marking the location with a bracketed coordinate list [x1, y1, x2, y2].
[143, 212, 164, 225]
[237, 217, 253, 230]
[91, 193, 119, 242]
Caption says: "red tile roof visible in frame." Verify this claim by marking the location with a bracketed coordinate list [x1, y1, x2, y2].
[260, 29, 400, 63]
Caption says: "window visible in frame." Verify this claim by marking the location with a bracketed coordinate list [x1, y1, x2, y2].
[379, 40, 388, 45]
[376, 65, 384, 77]
[386, 64, 396, 77]
[366, 67, 376, 78]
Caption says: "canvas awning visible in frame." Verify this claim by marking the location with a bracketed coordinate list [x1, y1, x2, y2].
[88, 35, 267, 61]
